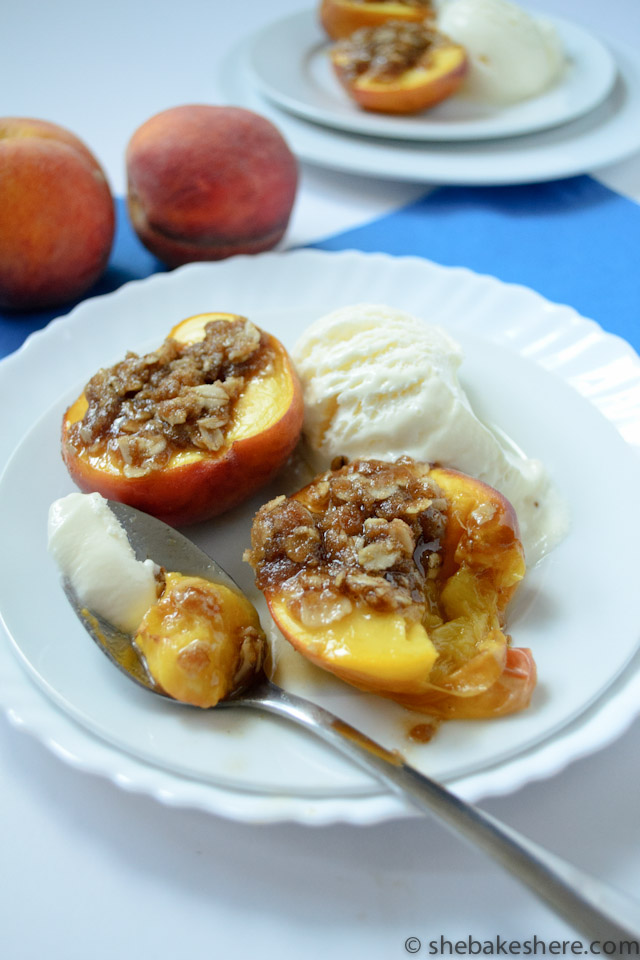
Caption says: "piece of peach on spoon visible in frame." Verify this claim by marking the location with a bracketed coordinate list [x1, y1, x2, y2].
[50, 494, 640, 942]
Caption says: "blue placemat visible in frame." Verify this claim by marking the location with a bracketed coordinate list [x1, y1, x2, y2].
[2, 175, 639, 360]
[311, 175, 640, 353]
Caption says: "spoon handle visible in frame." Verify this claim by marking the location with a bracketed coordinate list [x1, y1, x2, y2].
[242, 677, 640, 943]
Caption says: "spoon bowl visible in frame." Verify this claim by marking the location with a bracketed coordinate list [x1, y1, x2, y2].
[61, 500, 640, 942]
[63, 499, 243, 699]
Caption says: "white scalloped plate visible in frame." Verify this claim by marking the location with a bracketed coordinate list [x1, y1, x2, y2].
[1, 250, 639, 825]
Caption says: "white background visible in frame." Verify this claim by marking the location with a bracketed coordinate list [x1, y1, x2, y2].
[2, 2, 640, 957]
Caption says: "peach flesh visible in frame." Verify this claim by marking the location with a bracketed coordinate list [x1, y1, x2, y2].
[135, 573, 265, 708]
[331, 35, 468, 114]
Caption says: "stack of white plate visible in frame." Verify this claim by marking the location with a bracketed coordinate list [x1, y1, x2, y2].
[219, 10, 640, 184]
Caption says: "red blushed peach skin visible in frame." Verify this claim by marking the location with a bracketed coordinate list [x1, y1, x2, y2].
[61, 313, 304, 527]
[331, 41, 468, 114]
[126, 105, 298, 268]
[0, 117, 114, 311]
[320, 0, 435, 40]
[263, 465, 534, 720]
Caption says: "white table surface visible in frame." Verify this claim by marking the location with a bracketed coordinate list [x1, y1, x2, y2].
[2, 2, 640, 957]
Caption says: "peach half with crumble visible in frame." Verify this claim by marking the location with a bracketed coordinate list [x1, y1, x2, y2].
[245, 457, 535, 720]
[61, 312, 303, 527]
[330, 20, 468, 114]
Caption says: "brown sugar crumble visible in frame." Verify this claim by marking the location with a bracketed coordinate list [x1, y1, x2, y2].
[245, 458, 448, 628]
[67, 317, 272, 477]
[335, 21, 448, 81]
[408, 720, 441, 743]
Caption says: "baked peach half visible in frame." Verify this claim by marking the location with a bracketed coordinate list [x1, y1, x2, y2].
[134, 572, 266, 708]
[61, 312, 303, 526]
[320, 0, 435, 40]
[331, 21, 468, 114]
[245, 458, 534, 720]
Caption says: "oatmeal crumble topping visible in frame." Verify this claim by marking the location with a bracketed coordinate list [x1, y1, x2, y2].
[335, 21, 448, 81]
[67, 317, 272, 477]
[245, 458, 448, 627]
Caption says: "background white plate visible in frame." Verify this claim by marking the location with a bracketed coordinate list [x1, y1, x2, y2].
[221, 36, 640, 184]
[248, 11, 617, 142]
[1, 250, 640, 824]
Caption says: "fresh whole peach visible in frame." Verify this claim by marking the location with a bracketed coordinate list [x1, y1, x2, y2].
[0, 117, 115, 311]
[61, 312, 304, 527]
[126, 105, 298, 268]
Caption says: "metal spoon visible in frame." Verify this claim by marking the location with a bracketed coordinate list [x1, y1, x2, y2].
[63, 500, 640, 943]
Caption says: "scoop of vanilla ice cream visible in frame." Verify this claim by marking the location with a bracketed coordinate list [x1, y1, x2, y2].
[438, 0, 564, 104]
[292, 304, 567, 564]
[48, 492, 159, 635]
